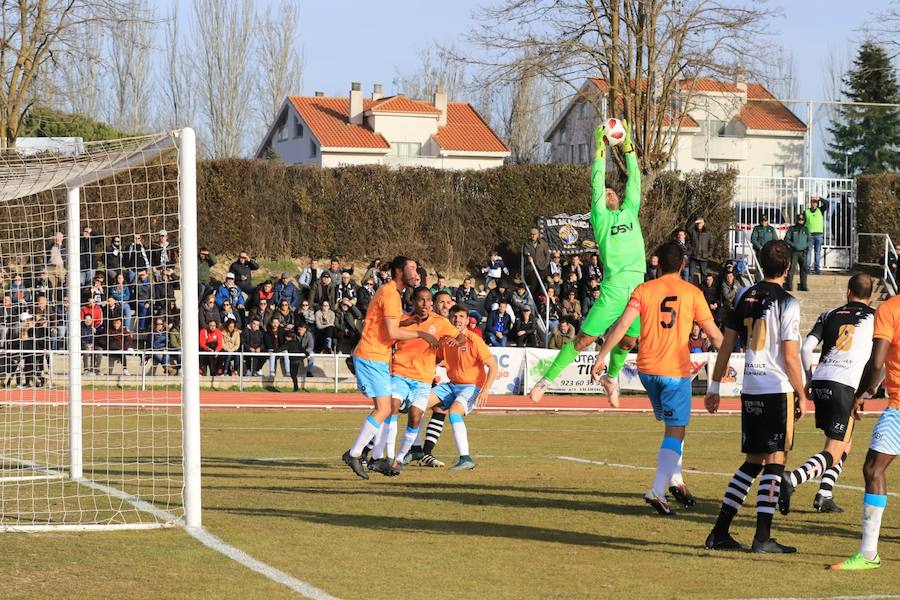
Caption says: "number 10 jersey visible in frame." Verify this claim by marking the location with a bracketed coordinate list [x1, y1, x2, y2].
[727, 281, 801, 394]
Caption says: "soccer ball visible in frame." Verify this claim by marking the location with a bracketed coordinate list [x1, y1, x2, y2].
[604, 118, 626, 146]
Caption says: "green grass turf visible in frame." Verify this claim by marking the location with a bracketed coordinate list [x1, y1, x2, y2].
[2, 409, 898, 599]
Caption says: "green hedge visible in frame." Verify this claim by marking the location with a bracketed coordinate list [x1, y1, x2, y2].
[196, 161, 737, 273]
[856, 173, 900, 264]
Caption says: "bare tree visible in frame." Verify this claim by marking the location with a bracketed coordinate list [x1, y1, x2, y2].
[866, 0, 900, 59]
[393, 47, 467, 100]
[108, 0, 154, 132]
[453, 0, 781, 183]
[0, 0, 145, 148]
[160, 5, 197, 131]
[502, 58, 543, 163]
[192, 0, 256, 157]
[256, 0, 303, 124]
[54, 20, 106, 119]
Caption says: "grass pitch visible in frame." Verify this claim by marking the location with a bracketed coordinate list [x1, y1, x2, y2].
[2, 409, 898, 599]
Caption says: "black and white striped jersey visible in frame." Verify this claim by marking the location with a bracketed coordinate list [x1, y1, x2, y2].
[807, 301, 876, 389]
[727, 281, 801, 395]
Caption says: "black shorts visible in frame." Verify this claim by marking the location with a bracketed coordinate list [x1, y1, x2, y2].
[741, 392, 795, 454]
[811, 380, 856, 442]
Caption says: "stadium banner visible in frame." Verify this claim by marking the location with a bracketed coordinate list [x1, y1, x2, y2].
[618, 352, 713, 392]
[523, 348, 605, 394]
[538, 213, 598, 256]
[435, 347, 526, 395]
[714, 353, 745, 397]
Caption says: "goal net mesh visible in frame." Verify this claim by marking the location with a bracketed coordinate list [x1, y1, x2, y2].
[0, 133, 186, 530]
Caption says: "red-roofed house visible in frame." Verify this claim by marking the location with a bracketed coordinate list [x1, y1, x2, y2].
[255, 82, 509, 169]
[544, 77, 806, 177]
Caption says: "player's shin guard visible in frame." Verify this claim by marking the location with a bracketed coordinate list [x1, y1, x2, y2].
[395, 426, 420, 464]
[754, 464, 784, 543]
[818, 452, 847, 499]
[449, 413, 469, 457]
[606, 345, 629, 378]
[350, 415, 382, 457]
[653, 437, 682, 497]
[788, 452, 833, 487]
[423, 413, 446, 455]
[713, 462, 764, 535]
[541, 342, 579, 382]
[860, 493, 887, 560]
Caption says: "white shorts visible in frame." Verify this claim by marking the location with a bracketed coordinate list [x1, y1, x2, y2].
[432, 382, 480, 415]
[391, 375, 432, 413]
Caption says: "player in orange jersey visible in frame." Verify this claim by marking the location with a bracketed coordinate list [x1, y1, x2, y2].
[342, 257, 439, 480]
[366, 287, 460, 476]
[593, 241, 723, 514]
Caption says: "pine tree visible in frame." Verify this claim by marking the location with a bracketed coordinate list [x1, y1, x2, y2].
[825, 42, 900, 176]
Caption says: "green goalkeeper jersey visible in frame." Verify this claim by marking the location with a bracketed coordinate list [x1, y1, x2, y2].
[590, 151, 645, 279]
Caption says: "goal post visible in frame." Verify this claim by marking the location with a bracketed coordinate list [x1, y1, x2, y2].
[0, 128, 200, 531]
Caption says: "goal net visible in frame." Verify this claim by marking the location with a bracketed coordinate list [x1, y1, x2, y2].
[0, 129, 200, 531]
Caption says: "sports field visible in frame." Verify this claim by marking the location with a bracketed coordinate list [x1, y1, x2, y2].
[3, 406, 898, 599]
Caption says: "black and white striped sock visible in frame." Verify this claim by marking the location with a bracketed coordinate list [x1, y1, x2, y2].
[422, 413, 446, 455]
[713, 461, 764, 535]
[788, 452, 833, 487]
[817, 452, 847, 499]
[755, 463, 785, 543]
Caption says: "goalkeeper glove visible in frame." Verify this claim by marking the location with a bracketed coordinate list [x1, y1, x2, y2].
[593, 125, 606, 160]
[622, 119, 635, 154]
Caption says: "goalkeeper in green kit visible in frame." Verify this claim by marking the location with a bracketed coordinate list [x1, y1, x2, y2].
[531, 120, 645, 406]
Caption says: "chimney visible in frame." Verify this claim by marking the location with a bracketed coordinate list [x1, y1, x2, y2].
[314, 91, 324, 97]
[734, 67, 747, 93]
[372, 83, 383, 101]
[349, 81, 363, 125]
[433, 84, 447, 126]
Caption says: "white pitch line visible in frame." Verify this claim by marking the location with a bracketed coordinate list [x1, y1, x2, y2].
[735, 596, 900, 600]
[557, 456, 900, 497]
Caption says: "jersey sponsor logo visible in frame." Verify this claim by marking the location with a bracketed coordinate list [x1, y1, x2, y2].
[744, 399, 764, 415]
[610, 223, 634, 236]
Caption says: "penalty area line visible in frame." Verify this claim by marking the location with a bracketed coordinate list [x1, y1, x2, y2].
[557, 456, 900, 498]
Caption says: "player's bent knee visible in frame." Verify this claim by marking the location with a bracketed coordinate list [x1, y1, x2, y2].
[618, 336, 636, 351]
[573, 333, 596, 351]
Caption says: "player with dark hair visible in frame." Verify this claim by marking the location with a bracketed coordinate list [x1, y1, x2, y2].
[779, 273, 876, 515]
[342, 257, 438, 480]
[367, 287, 460, 476]
[831, 284, 900, 571]
[531, 120, 644, 406]
[704, 240, 809, 553]
[593, 241, 723, 514]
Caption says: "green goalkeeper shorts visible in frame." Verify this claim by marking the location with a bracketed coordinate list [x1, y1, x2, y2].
[581, 271, 643, 339]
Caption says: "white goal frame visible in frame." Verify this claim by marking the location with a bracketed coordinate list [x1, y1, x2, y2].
[0, 127, 201, 532]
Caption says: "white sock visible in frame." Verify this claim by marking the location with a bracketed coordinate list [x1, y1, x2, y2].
[449, 413, 469, 456]
[653, 437, 683, 496]
[371, 420, 388, 460]
[414, 423, 427, 447]
[350, 416, 381, 457]
[396, 426, 419, 464]
[860, 494, 887, 559]
[385, 416, 398, 460]
[669, 442, 684, 486]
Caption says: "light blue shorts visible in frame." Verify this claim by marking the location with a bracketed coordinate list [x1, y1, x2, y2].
[870, 407, 900, 456]
[353, 357, 391, 399]
[391, 375, 433, 412]
[432, 382, 481, 415]
[638, 373, 692, 427]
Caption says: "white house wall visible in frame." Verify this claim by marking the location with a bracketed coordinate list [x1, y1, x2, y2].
[367, 113, 440, 154]
[671, 132, 804, 177]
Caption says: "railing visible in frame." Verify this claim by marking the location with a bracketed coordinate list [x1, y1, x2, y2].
[726, 227, 760, 285]
[0, 349, 356, 393]
[521, 254, 551, 347]
[857, 233, 898, 297]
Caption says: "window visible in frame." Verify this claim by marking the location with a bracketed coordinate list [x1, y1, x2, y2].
[558, 124, 567, 144]
[569, 144, 575, 163]
[294, 116, 303, 138]
[578, 143, 588, 164]
[391, 142, 421, 158]
[768, 164, 785, 178]
[275, 125, 288, 143]
[578, 102, 587, 118]
[309, 140, 317, 157]
[703, 119, 727, 137]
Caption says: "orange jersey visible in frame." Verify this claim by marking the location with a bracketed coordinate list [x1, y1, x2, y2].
[873, 295, 900, 409]
[391, 313, 458, 383]
[353, 281, 403, 363]
[443, 329, 493, 388]
[627, 274, 714, 378]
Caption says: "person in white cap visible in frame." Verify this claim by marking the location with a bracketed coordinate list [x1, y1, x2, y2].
[215, 272, 245, 310]
[152, 228, 177, 276]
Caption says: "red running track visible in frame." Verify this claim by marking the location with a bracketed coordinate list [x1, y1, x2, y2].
[0, 389, 890, 415]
